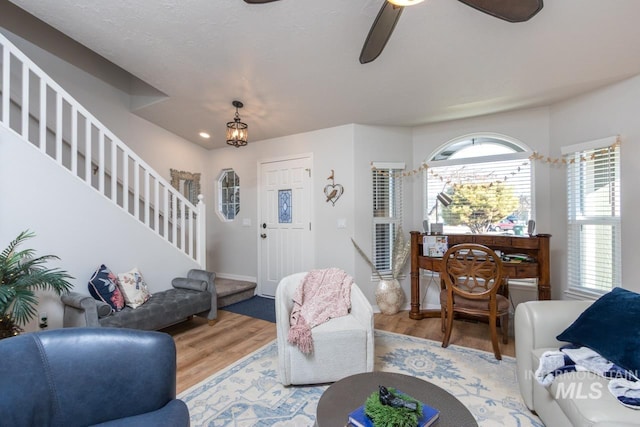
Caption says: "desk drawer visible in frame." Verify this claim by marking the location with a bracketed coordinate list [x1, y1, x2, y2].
[510, 237, 539, 249]
[473, 235, 512, 246]
[447, 235, 468, 246]
[503, 263, 538, 278]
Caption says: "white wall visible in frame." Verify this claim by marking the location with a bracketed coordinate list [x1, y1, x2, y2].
[205, 124, 416, 308]
[412, 107, 552, 233]
[408, 84, 640, 300]
[7, 22, 639, 309]
[1, 29, 209, 193]
[549, 74, 640, 295]
[410, 108, 553, 306]
[353, 125, 414, 306]
[206, 125, 356, 283]
[0, 126, 200, 331]
[0, 29, 207, 332]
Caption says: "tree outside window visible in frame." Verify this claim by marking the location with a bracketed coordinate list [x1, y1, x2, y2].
[425, 135, 533, 235]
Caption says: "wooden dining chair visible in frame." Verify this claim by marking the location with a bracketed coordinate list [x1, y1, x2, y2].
[440, 243, 509, 360]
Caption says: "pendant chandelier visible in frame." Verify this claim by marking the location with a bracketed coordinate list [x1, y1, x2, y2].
[226, 100, 248, 147]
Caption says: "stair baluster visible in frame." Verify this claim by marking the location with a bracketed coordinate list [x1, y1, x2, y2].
[0, 32, 205, 267]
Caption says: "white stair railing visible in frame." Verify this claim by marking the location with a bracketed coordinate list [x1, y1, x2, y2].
[0, 32, 205, 267]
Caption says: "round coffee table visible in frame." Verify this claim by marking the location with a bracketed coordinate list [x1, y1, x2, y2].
[315, 372, 477, 427]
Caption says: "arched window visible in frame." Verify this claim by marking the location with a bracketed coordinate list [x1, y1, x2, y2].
[424, 134, 533, 235]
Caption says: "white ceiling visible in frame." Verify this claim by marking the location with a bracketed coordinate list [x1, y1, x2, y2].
[9, 0, 640, 149]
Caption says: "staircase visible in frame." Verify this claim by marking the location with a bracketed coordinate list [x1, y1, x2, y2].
[0, 32, 263, 310]
[0, 32, 205, 267]
[216, 278, 257, 307]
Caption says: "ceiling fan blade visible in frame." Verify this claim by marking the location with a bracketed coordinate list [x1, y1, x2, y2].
[359, 2, 404, 64]
[243, 0, 280, 3]
[458, 0, 543, 23]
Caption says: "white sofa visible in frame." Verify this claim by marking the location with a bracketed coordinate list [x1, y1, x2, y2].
[515, 300, 640, 427]
[275, 272, 374, 386]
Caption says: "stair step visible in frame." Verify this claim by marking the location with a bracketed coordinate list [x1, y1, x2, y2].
[216, 278, 257, 307]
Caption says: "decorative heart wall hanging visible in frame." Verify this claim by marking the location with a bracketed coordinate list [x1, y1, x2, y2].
[324, 169, 344, 206]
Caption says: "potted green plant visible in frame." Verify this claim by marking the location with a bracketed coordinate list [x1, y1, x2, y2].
[0, 230, 73, 339]
[352, 226, 411, 315]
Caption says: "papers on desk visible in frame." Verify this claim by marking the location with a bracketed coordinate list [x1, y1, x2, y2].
[423, 235, 448, 257]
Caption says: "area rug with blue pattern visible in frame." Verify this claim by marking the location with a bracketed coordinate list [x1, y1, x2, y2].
[179, 330, 542, 426]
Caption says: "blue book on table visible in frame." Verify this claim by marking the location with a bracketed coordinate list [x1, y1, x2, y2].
[348, 402, 440, 427]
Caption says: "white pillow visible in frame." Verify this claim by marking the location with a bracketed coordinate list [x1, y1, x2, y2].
[117, 267, 152, 309]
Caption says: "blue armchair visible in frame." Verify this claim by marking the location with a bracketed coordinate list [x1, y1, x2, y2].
[0, 327, 189, 426]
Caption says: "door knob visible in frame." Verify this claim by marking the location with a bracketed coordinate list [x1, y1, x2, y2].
[261, 233, 267, 239]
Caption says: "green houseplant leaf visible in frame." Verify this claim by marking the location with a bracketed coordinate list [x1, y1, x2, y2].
[0, 230, 74, 328]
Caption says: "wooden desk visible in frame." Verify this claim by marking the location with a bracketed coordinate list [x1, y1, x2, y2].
[409, 231, 551, 320]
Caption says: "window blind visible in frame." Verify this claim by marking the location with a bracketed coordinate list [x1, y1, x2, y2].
[563, 137, 621, 292]
[372, 163, 404, 274]
[425, 156, 532, 234]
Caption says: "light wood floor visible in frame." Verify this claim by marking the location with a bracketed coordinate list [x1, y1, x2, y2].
[164, 310, 515, 394]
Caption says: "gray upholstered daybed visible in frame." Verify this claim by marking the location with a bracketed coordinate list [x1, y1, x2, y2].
[61, 269, 217, 330]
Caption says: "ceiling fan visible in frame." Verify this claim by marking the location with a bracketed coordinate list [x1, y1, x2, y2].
[243, 0, 544, 64]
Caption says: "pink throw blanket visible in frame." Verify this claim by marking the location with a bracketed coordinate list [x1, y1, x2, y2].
[287, 268, 353, 354]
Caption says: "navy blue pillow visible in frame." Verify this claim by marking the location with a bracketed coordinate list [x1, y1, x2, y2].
[556, 287, 640, 373]
[88, 264, 125, 312]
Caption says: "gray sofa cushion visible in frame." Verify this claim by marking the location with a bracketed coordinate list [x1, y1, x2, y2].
[99, 288, 211, 330]
[172, 277, 208, 291]
[96, 300, 112, 318]
[62, 269, 217, 330]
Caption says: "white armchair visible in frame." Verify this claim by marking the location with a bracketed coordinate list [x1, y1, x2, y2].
[276, 272, 374, 386]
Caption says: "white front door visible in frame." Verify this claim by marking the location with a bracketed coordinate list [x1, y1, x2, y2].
[258, 156, 313, 297]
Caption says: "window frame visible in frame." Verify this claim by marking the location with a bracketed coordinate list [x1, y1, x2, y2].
[562, 136, 621, 295]
[372, 161, 405, 278]
[423, 134, 535, 235]
[216, 168, 240, 222]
